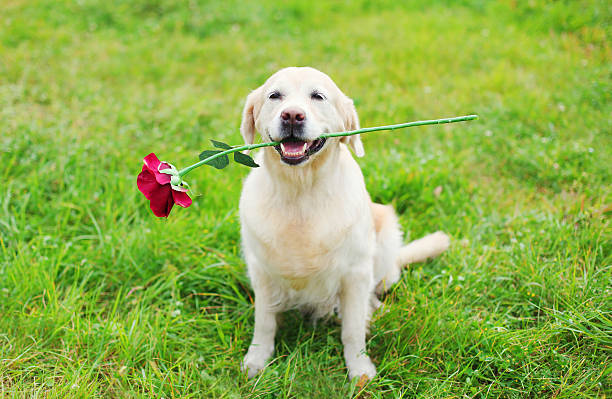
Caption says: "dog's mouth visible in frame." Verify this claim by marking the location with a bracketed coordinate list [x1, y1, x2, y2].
[274, 137, 326, 165]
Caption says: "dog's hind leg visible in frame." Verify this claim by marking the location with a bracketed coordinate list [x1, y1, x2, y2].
[371, 203, 403, 295]
[371, 203, 451, 295]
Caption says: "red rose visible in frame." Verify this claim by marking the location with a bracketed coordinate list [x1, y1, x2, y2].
[137, 153, 192, 217]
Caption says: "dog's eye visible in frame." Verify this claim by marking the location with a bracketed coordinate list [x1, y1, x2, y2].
[268, 91, 282, 100]
[310, 91, 326, 101]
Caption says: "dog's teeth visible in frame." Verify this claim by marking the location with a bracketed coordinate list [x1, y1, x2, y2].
[279, 141, 308, 157]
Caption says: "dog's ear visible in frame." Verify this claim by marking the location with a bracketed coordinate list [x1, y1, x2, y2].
[240, 87, 263, 145]
[338, 97, 365, 157]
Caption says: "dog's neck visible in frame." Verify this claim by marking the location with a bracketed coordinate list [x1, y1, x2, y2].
[262, 143, 341, 200]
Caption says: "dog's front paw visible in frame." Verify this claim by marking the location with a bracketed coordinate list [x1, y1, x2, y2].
[241, 345, 273, 378]
[347, 356, 377, 381]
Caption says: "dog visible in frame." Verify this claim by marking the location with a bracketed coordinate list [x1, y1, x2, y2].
[238, 67, 450, 380]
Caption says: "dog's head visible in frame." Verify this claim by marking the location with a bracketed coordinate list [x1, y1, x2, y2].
[240, 67, 364, 166]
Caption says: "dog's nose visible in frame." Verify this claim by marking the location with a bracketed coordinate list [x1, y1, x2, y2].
[280, 107, 306, 124]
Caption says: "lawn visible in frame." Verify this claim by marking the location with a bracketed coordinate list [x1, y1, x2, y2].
[0, 0, 610, 397]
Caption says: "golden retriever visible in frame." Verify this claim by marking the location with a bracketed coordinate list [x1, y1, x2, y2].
[239, 67, 450, 380]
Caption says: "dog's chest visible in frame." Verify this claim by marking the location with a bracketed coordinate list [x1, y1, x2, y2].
[240, 152, 374, 291]
[246, 202, 354, 282]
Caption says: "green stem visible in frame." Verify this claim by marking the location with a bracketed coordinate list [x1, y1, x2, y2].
[178, 114, 478, 177]
[320, 114, 478, 138]
[178, 142, 276, 176]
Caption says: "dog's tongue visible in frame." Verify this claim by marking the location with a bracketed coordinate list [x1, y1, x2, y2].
[283, 141, 306, 153]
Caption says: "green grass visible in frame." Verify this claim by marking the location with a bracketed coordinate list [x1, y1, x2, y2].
[1, 0, 610, 397]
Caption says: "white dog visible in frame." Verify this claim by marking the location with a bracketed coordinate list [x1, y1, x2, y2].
[239, 67, 450, 380]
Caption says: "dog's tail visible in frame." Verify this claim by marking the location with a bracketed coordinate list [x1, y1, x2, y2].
[397, 231, 450, 266]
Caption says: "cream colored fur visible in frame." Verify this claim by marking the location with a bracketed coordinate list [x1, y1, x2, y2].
[239, 67, 450, 380]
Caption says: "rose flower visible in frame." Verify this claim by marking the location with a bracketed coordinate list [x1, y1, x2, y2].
[137, 153, 192, 217]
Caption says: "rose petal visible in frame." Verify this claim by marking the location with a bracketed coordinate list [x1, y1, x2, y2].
[149, 184, 174, 217]
[143, 153, 161, 171]
[143, 153, 171, 184]
[172, 189, 192, 208]
[154, 162, 172, 185]
[137, 167, 159, 200]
